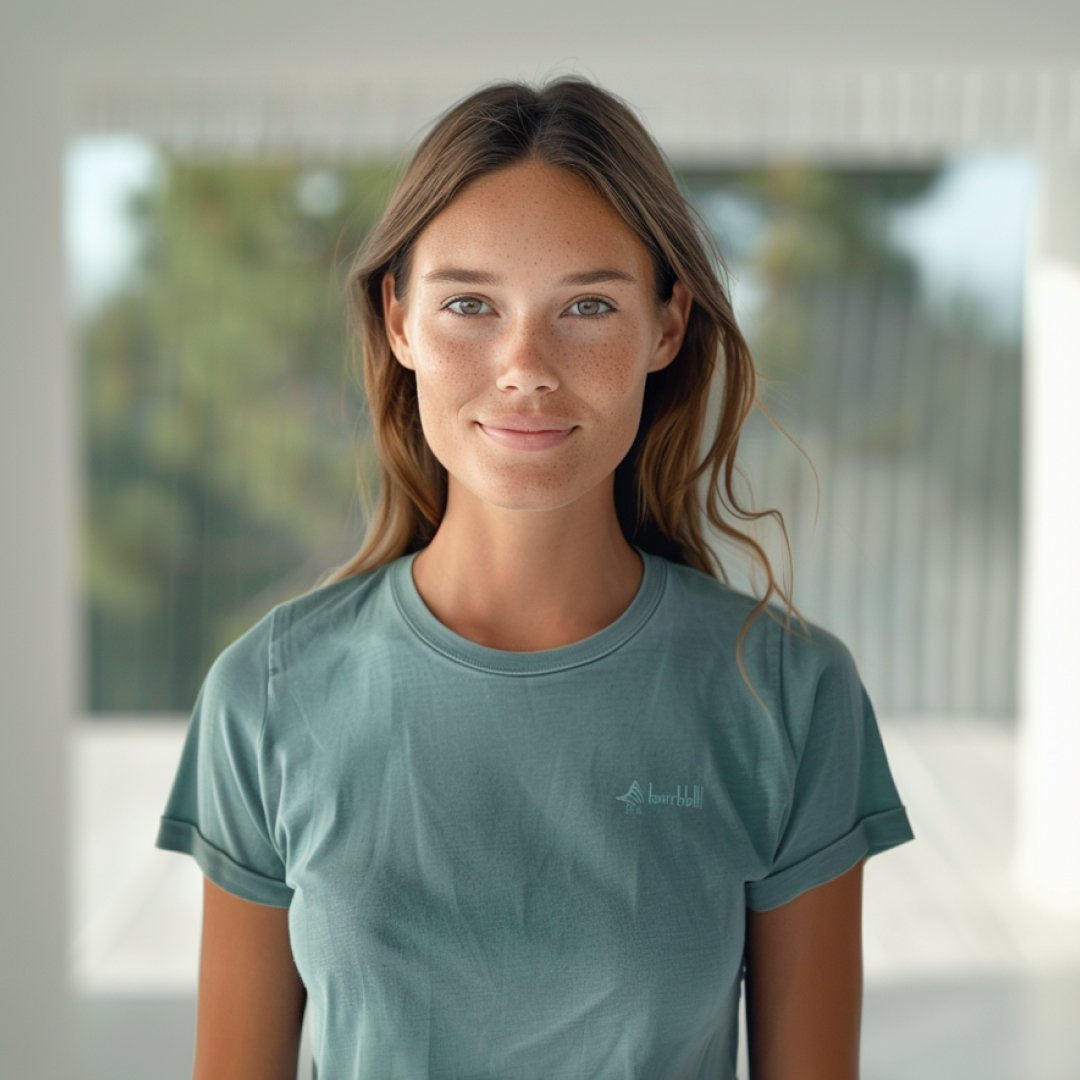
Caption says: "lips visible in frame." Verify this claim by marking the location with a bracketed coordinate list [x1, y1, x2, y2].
[478, 423, 577, 451]
[479, 417, 576, 433]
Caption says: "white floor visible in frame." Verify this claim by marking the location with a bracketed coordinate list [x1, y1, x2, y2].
[69, 717, 1080, 1079]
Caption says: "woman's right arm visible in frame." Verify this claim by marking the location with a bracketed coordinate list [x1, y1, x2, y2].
[193, 875, 308, 1080]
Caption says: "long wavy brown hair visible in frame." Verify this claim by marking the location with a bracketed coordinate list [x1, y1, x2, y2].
[320, 75, 816, 704]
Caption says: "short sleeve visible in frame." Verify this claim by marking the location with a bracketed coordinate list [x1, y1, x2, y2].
[745, 626, 915, 912]
[154, 607, 294, 908]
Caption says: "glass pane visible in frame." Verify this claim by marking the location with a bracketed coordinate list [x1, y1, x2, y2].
[67, 137, 396, 714]
[679, 156, 1030, 717]
[67, 143, 1030, 718]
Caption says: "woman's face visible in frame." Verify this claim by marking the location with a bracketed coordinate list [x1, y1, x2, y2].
[382, 158, 691, 517]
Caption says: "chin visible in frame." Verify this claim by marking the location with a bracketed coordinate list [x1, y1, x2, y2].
[462, 471, 607, 515]
[476, 491, 583, 514]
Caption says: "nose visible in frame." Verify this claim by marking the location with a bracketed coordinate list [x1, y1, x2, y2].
[494, 316, 560, 395]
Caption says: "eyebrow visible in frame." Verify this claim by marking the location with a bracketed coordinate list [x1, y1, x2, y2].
[420, 267, 638, 287]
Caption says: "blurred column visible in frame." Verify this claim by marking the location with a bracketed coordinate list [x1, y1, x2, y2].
[0, 47, 77, 1080]
[1013, 153, 1080, 913]
[0, 50, 77, 1080]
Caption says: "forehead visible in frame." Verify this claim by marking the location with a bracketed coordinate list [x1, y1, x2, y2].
[412, 160, 652, 280]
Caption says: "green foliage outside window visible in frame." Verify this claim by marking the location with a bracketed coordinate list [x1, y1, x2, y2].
[82, 160, 397, 711]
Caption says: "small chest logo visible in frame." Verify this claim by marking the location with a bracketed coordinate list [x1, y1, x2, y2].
[616, 780, 703, 814]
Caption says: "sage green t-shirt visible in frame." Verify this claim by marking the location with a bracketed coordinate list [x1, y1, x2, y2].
[155, 547, 914, 1079]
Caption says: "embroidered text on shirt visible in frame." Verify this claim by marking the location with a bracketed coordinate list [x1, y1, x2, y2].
[616, 780, 703, 814]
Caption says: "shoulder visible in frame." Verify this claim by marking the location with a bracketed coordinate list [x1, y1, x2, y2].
[264, 560, 396, 670]
[660, 556, 846, 672]
[201, 605, 276, 709]
[776, 616, 856, 689]
[773, 617, 861, 717]
[768, 618, 869, 770]
[659, 557, 781, 644]
[203, 560, 394, 697]
[658, 557, 863, 725]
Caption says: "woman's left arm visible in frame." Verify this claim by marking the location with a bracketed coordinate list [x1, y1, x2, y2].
[744, 858, 865, 1080]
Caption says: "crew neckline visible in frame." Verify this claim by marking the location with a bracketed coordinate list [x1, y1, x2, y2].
[388, 545, 667, 675]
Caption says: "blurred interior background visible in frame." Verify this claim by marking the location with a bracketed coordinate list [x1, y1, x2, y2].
[3, 2, 1079, 1077]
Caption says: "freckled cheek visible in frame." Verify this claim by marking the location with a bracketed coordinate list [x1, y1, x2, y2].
[573, 340, 649, 404]
[409, 329, 489, 420]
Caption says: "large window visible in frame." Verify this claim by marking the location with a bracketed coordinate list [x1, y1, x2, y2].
[67, 140, 1031, 719]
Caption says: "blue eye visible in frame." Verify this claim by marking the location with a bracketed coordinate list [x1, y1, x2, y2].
[569, 297, 616, 318]
[443, 295, 617, 318]
[445, 297, 491, 317]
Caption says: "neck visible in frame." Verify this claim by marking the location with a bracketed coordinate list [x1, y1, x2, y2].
[410, 487, 643, 652]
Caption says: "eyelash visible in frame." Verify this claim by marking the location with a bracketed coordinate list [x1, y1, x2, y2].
[442, 295, 617, 319]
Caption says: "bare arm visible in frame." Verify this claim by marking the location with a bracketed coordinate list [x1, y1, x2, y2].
[193, 875, 307, 1080]
[744, 858, 864, 1080]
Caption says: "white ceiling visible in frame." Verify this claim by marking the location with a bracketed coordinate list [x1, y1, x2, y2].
[8, 0, 1080, 71]
[4, 0, 1080, 158]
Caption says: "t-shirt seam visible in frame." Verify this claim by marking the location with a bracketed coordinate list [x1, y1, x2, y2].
[769, 617, 792, 868]
[256, 604, 287, 878]
[257, 603, 276, 759]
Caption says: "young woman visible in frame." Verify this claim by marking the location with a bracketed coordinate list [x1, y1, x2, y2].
[156, 76, 915, 1080]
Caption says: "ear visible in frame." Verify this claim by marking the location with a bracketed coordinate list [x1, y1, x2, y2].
[647, 279, 693, 374]
[382, 272, 415, 371]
